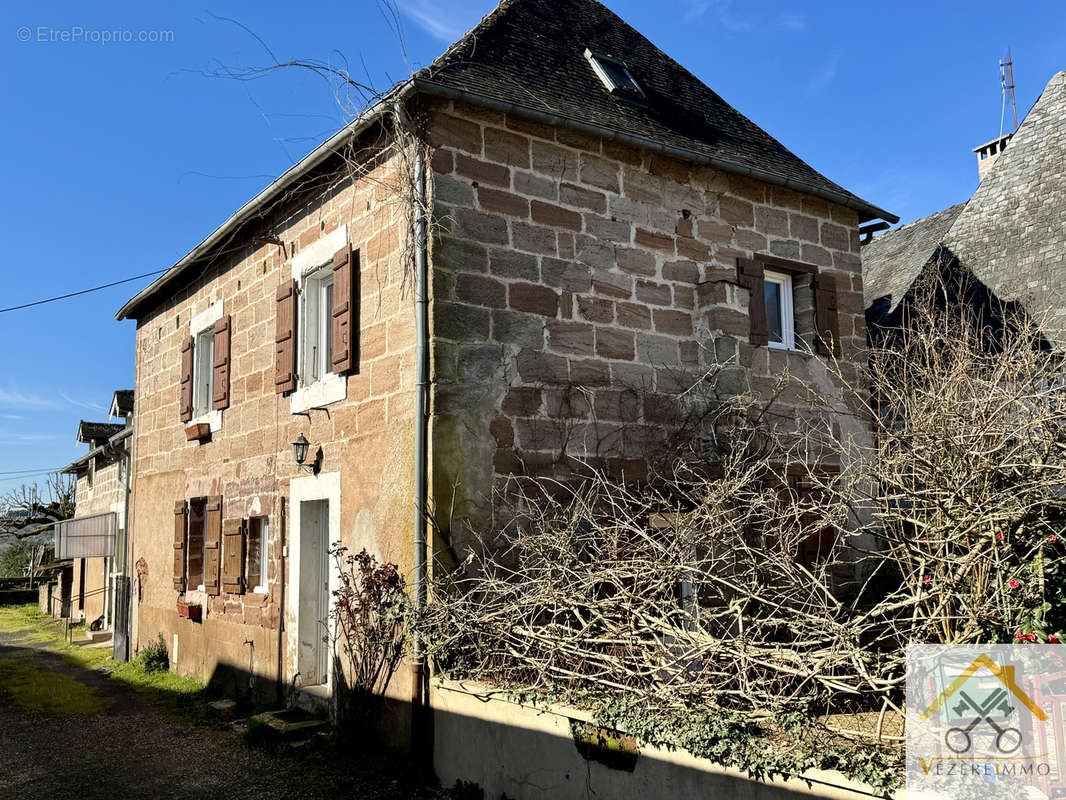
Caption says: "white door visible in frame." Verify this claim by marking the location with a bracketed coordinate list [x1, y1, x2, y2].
[297, 499, 331, 686]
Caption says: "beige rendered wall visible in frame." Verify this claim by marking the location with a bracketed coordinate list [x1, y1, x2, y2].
[70, 458, 124, 624]
[128, 131, 417, 712]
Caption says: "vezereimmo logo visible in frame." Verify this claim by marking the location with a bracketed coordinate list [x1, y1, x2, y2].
[907, 646, 1066, 799]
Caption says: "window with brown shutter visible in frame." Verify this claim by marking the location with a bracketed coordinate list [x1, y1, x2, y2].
[275, 279, 297, 394]
[173, 501, 187, 591]
[180, 336, 194, 422]
[331, 246, 359, 375]
[222, 518, 245, 594]
[212, 314, 231, 410]
[813, 273, 841, 358]
[736, 258, 767, 346]
[203, 495, 223, 596]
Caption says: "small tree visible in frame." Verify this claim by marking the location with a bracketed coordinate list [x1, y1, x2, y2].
[327, 544, 408, 732]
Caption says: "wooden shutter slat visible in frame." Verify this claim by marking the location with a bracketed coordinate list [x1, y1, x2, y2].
[814, 273, 841, 357]
[173, 501, 187, 591]
[204, 495, 223, 596]
[180, 336, 194, 422]
[331, 246, 360, 375]
[222, 518, 245, 594]
[212, 314, 231, 410]
[275, 279, 297, 394]
[737, 258, 767, 346]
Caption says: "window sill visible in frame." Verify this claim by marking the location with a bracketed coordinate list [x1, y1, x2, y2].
[189, 409, 222, 434]
[290, 373, 346, 415]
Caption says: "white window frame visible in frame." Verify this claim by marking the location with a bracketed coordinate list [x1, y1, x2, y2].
[289, 225, 348, 415]
[249, 516, 270, 594]
[764, 269, 796, 351]
[188, 301, 224, 432]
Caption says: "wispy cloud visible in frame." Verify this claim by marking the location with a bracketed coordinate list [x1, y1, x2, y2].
[397, 0, 469, 41]
[59, 393, 108, 414]
[0, 388, 65, 412]
[0, 432, 58, 443]
[807, 51, 840, 96]
[779, 12, 807, 32]
[682, 0, 753, 30]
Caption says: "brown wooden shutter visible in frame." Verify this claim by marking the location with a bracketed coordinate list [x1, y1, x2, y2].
[331, 245, 360, 375]
[275, 279, 297, 394]
[222, 518, 246, 594]
[212, 314, 231, 410]
[173, 501, 187, 591]
[736, 258, 767, 346]
[179, 336, 194, 422]
[203, 495, 223, 596]
[814, 273, 842, 357]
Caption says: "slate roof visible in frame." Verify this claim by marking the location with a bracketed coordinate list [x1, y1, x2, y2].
[117, 0, 896, 321]
[76, 421, 125, 445]
[862, 70, 1066, 343]
[861, 203, 966, 311]
[110, 390, 134, 417]
[414, 0, 894, 223]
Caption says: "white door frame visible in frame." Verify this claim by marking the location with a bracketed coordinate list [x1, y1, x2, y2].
[286, 472, 341, 692]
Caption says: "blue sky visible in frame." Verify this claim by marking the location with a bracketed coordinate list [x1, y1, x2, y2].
[1, 0, 1063, 494]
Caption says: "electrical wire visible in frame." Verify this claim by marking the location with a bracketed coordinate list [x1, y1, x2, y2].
[0, 269, 168, 314]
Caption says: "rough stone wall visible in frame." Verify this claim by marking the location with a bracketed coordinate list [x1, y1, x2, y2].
[128, 136, 417, 704]
[426, 99, 869, 542]
[945, 71, 1066, 344]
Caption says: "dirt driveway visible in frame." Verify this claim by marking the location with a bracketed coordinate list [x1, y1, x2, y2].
[0, 618, 444, 800]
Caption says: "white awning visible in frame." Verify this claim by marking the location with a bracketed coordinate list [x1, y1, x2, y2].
[56, 512, 117, 559]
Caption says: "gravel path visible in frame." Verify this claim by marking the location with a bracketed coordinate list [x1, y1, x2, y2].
[0, 625, 443, 800]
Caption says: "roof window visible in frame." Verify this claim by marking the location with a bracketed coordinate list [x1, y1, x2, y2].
[584, 49, 646, 102]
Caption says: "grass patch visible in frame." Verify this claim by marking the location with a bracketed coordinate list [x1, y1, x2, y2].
[109, 657, 207, 719]
[63, 645, 112, 671]
[0, 660, 104, 715]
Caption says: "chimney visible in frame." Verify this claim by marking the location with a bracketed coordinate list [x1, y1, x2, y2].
[973, 133, 1013, 180]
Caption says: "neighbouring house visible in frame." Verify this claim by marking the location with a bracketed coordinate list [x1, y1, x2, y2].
[57, 391, 133, 657]
[114, 0, 894, 784]
[863, 71, 1066, 336]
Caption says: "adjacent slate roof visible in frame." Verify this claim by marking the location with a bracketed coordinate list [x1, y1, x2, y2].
[76, 421, 125, 445]
[863, 71, 1066, 343]
[110, 390, 134, 417]
[861, 203, 966, 310]
[414, 0, 894, 223]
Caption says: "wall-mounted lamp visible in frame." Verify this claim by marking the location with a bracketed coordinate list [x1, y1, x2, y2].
[292, 434, 321, 474]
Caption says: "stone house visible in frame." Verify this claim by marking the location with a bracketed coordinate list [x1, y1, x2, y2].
[863, 71, 1066, 337]
[57, 391, 133, 650]
[114, 0, 894, 743]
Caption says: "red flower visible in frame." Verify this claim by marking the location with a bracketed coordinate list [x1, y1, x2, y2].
[962, 540, 970, 547]
[1008, 579, 1021, 590]
[922, 575, 932, 586]
[996, 532, 1004, 541]
[1027, 633, 1038, 642]
[1049, 535, 1058, 544]
[1050, 634, 1060, 644]
[1015, 631, 1025, 641]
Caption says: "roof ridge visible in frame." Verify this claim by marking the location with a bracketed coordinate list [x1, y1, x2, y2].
[867, 202, 969, 248]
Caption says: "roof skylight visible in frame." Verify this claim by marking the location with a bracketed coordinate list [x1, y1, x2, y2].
[584, 49, 646, 102]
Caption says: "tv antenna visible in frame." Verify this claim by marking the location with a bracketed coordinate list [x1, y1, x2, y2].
[1000, 50, 1018, 136]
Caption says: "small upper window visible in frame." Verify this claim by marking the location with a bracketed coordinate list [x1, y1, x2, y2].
[193, 325, 215, 418]
[299, 266, 335, 386]
[584, 49, 646, 101]
[764, 270, 795, 350]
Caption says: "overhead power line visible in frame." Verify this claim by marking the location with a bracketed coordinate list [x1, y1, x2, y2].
[0, 269, 168, 314]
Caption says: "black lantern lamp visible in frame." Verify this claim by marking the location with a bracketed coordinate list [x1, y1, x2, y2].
[293, 434, 317, 473]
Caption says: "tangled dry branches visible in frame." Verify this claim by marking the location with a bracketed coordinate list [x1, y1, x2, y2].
[419, 272, 1066, 733]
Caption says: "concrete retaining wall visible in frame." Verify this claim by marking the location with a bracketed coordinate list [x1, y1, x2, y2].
[431, 680, 889, 800]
